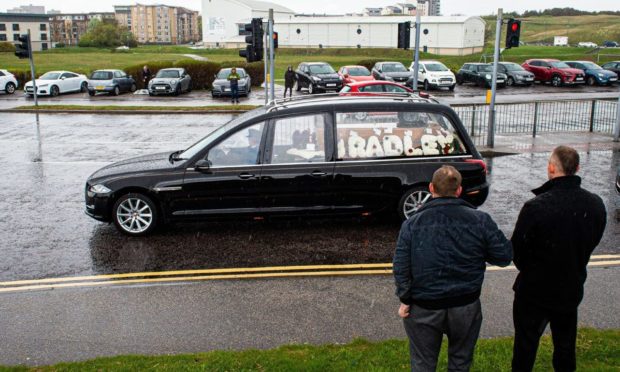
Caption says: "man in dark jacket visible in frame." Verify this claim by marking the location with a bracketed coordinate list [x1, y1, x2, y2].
[141, 65, 152, 88]
[393, 165, 512, 371]
[284, 65, 296, 98]
[511, 146, 606, 372]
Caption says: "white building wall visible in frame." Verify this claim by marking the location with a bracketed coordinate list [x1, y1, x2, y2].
[202, 0, 252, 45]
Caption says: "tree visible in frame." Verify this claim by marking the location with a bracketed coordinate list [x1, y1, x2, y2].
[79, 20, 137, 48]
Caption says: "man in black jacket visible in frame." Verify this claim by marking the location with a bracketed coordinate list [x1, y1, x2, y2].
[284, 65, 296, 98]
[511, 146, 607, 372]
[393, 165, 512, 371]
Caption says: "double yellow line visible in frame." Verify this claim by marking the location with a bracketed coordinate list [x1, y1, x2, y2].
[1, 255, 618, 294]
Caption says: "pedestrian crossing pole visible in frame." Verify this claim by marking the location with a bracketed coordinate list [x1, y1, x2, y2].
[268, 9, 275, 102]
[614, 86, 620, 142]
[486, 8, 502, 148]
[264, 26, 268, 105]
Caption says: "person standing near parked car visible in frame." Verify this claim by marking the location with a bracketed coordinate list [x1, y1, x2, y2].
[228, 67, 241, 104]
[141, 65, 152, 88]
[284, 65, 296, 98]
[393, 165, 512, 371]
[511, 146, 607, 372]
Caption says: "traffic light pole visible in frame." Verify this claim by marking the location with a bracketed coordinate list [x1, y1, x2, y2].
[264, 30, 269, 105]
[412, 9, 421, 91]
[268, 9, 275, 103]
[613, 84, 620, 142]
[27, 30, 38, 107]
[486, 8, 502, 148]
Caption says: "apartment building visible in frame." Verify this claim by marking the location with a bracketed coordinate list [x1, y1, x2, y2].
[0, 13, 50, 51]
[50, 12, 115, 46]
[115, 4, 199, 44]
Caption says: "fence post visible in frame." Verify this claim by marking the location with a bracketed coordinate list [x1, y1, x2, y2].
[470, 106, 476, 136]
[533, 102, 539, 138]
[589, 100, 597, 132]
[614, 94, 620, 142]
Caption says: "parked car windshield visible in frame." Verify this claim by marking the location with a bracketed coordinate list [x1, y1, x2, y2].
[383, 63, 407, 72]
[502, 63, 524, 71]
[216, 69, 246, 79]
[309, 64, 335, 74]
[550, 61, 570, 68]
[581, 62, 602, 70]
[347, 67, 370, 76]
[39, 72, 61, 80]
[479, 65, 493, 72]
[425, 63, 449, 72]
[179, 107, 267, 159]
[90, 71, 113, 80]
[156, 70, 180, 78]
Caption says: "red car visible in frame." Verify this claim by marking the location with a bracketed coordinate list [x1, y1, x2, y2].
[522, 59, 585, 87]
[337, 65, 375, 84]
[340, 80, 413, 94]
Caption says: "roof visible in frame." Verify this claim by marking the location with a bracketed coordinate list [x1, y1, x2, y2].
[0, 13, 51, 21]
[277, 15, 484, 25]
[232, 0, 294, 14]
[268, 94, 437, 112]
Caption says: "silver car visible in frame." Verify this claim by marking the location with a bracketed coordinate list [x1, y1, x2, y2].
[211, 68, 251, 97]
[148, 68, 192, 96]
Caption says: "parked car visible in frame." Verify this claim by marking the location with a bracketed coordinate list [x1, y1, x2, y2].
[295, 62, 343, 94]
[24, 70, 88, 97]
[408, 60, 456, 91]
[497, 62, 535, 86]
[87, 69, 137, 96]
[371, 61, 411, 84]
[340, 80, 413, 94]
[602, 41, 619, 48]
[211, 67, 251, 98]
[456, 63, 507, 88]
[337, 65, 374, 84]
[84, 95, 489, 236]
[0, 69, 18, 94]
[522, 59, 585, 87]
[601, 61, 620, 77]
[577, 42, 598, 48]
[148, 68, 192, 96]
[564, 61, 618, 86]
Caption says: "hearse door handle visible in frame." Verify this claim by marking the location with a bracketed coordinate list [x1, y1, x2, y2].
[238, 173, 255, 180]
[311, 171, 328, 177]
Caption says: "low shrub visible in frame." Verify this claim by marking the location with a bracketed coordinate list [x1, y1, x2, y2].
[10, 70, 33, 87]
[0, 42, 16, 52]
[356, 58, 384, 71]
[124, 61, 175, 89]
[174, 59, 221, 90]
[245, 61, 265, 87]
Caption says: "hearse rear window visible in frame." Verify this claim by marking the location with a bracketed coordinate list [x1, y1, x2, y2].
[335, 111, 467, 160]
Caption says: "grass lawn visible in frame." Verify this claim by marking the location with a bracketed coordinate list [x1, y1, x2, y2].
[0, 328, 618, 371]
[11, 104, 260, 112]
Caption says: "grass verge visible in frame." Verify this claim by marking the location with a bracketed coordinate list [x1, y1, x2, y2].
[10, 104, 260, 112]
[1, 328, 618, 371]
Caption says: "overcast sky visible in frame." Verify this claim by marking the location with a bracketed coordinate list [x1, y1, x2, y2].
[3, 0, 619, 16]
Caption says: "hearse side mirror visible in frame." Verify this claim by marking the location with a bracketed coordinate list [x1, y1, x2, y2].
[194, 159, 211, 172]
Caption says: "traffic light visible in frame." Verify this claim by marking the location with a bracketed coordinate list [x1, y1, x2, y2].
[239, 18, 263, 62]
[397, 22, 411, 49]
[14, 34, 30, 59]
[505, 19, 521, 49]
[272, 31, 278, 49]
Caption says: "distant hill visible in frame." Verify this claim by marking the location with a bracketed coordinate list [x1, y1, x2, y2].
[482, 15, 620, 45]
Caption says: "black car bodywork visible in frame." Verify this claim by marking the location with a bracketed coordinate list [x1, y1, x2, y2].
[85, 95, 489, 235]
[456, 63, 508, 88]
[371, 62, 412, 84]
[295, 62, 343, 94]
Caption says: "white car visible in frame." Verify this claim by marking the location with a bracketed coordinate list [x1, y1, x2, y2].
[24, 70, 88, 97]
[577, 42, 598, 48]
[0, 69, 18, 94]
[409, 60, 456, 91]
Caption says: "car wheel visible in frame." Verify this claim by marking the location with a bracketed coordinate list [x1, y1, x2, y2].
[586, 76, 596, 86]
[398, 186, 432, 220]
[211, 91, 216, 98]
[551, 75, 563, 87]
[173, 85, 180, 96]
[80, 82, 88, 93]
[456, 77, 463, 85]
[148, 91, 154, 96]
[308, 83, 315, 94]
[112, 86, 120, 96]
[113, 193, 158, 236]
[50, 85, 60, 97]
[88, 90, 95, 97]
[423, 80, 430, 90]
[449, 84, 455, 91]
[5, 82, 15, 94]
[506, 77, 515, 87]
[130, 83, 137, 92]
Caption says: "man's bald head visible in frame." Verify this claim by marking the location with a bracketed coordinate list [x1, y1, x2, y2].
[548, 146, 579, 179]
[430, 165, 462, 197]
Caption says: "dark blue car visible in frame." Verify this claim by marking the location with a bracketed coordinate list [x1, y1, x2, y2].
[565, 61, 618, 86]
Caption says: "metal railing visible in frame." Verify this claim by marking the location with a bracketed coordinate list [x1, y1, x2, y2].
[452, 99, 618, 146]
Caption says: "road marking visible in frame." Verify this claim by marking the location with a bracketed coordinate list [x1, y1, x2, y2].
[0, 257, 618, 294]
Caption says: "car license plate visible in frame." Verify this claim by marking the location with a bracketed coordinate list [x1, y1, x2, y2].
[156, 86, 165, 90]
[497, 80, 505, 83]
[610, 77, 618, 81]
[224, 88, 230, 92]
[526, 77, 534, 81]
[576, 77, 583, 80]
[96, 86, 104, 90]
[326, 83, 336, 87]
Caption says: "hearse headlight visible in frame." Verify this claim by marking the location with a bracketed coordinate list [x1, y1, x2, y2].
[89, 184, 112, 194]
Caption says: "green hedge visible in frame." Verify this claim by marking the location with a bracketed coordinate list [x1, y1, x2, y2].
[0, 42, 16, 52]
[124, 61, 175, 89]
[356, 59, 384, 71]
[173, 59, 221, 90]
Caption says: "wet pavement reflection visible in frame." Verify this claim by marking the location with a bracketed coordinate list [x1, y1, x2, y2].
[0, 113, 618, 281]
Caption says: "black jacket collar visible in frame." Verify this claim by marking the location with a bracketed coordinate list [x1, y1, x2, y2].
[417, 197, 476, 213]
[532, 175, 582, 196]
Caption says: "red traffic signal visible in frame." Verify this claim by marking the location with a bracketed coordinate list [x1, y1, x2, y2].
[505, 19, 521, 49]
[511, 23, 519, 32]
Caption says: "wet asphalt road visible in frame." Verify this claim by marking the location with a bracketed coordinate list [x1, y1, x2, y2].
[0, 112, 618, 282]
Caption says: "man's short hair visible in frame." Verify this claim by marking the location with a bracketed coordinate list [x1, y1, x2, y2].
[431, 165, 462, 197]
[551, 146, 579, 176]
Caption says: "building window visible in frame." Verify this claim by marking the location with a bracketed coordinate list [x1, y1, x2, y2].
[0, 34, 6, 41]
[42, 43, 48, 50]
[40, 24, 46, 31]
[12, 24, 19, 31]
[13, 34, 20, 41]
[41, 33, 47, 40]
[0, 24, 5, 31]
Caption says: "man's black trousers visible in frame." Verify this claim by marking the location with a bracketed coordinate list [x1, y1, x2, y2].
[512, 295, 578, 372]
